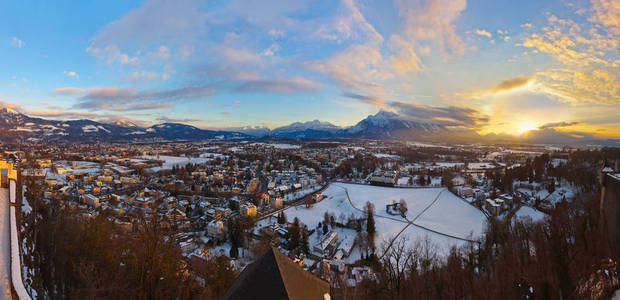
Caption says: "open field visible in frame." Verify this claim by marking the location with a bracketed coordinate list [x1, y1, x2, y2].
[260, 183, 488, 260]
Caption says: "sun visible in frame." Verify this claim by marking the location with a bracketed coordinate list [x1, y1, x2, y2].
[517, 121, 538, 135]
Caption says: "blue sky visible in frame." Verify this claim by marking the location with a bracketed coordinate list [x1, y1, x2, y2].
[1, 0, 619, 137]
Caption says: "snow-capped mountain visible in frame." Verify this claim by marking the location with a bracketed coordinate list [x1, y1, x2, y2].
[273, 120, 341, 134]
[4, 107, 614, 145]
[343, 110, 444, 139]
[231, 125, 272, 137]
[271, 120, 341, 138]
[236, 111, 444, 139]
[113, 119, 140, 128]
[233, 121, 342, 138]
[0, 108, 248, 142]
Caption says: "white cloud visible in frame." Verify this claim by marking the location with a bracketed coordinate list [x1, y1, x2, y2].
[64, 71, 79, 78]
[397, 0, 467, 59]
[86, 44, 139, 66]
[123, 70, 162, 82]
[261, 43, 281, 56]
[475, 29, 492, 38]
[155, 45, 170, 60]
[314, 0, 383, 46]
[10, 37, 24, 48]
[88, 0, 208, 48]
[268, 29, 285, 38]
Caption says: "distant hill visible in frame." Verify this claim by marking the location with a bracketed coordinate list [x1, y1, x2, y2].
[1, 107, 618, 146]
[0, 108, 248, 142]
[236, 111, 445, 140]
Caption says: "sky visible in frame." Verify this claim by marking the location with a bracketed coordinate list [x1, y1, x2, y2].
[0, 0, 619, 137]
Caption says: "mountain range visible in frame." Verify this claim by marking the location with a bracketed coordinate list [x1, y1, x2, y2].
[0, 107, 247, 143]
[233, 111, 444, 139]
[0, 107, 618, 146]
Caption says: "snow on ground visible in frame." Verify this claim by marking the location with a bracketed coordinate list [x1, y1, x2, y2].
[330, 183, 442, 220]
[278, 185, 362, 228]
[398, 225, 472, 255]
[81, 125, 99, 132]
[308, 227, 361, 264]
[434, 162, 465, 168]
[343, 146, 365, 151]
[199, 152, 228, 159]
[407, 142, 451, 149]
[272, 144, 301, 149]
[468, 162, 496, 170]
[373, 153, 400, 159]
[22, 191, 32, 214]
[514, 206, 546, 223]
[139, 155, 211, 172]
[276, 183, 487, 257]
[397, 177, 410, 186]
[413, 191, 486, 239]
[282, 186, 322, 201]
[551, 158, 567, 167]
[545, 184, 577, 204]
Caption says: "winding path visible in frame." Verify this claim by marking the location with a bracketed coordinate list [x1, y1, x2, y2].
[331, 183, 481, 259]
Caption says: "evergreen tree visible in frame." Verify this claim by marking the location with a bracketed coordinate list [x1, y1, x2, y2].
[281, 211, 287, 224]
[365, 201, 376, 252]
[289, 217, 301, 249]
[366, 207, 376, 235]
[300, 230, 309, 254]
[229, 245, 239, 259]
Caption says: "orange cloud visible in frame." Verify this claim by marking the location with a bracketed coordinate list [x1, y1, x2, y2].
[475, 29, 492, 38]
[534, 68, 620, 105]
[490, 76, 532, 93]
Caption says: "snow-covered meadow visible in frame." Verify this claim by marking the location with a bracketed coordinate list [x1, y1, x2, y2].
[260, 183, 488, 260]
[138, 155, 212, 172]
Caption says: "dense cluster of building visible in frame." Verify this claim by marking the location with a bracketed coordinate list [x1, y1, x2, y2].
[5, 140, 586, 289]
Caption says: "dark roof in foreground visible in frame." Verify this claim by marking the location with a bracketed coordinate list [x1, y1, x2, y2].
[222, 247, 330, 300]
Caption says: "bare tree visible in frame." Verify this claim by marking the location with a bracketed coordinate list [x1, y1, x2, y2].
[379, 237, 417, 299]
[399, 198, 408, 216]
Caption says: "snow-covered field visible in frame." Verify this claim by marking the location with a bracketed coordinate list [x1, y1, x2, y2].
[414, 191, 486, 239]
[139, 155, 211, 172]
[332, 184, 442, 220]
[199, 152, 228, 159]
[373, 153, 400, 159]
[407, 142, 451, 149]
[264, 183, 488, 260]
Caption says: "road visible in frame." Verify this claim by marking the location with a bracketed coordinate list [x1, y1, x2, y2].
[0, 188, 11, 299]
[258, 184, 329, 221]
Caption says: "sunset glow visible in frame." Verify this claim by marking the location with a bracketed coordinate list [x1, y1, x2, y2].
[0, 0, 618, 138]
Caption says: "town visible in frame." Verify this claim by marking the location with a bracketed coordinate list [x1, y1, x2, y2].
[4, 139, 617, 298]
